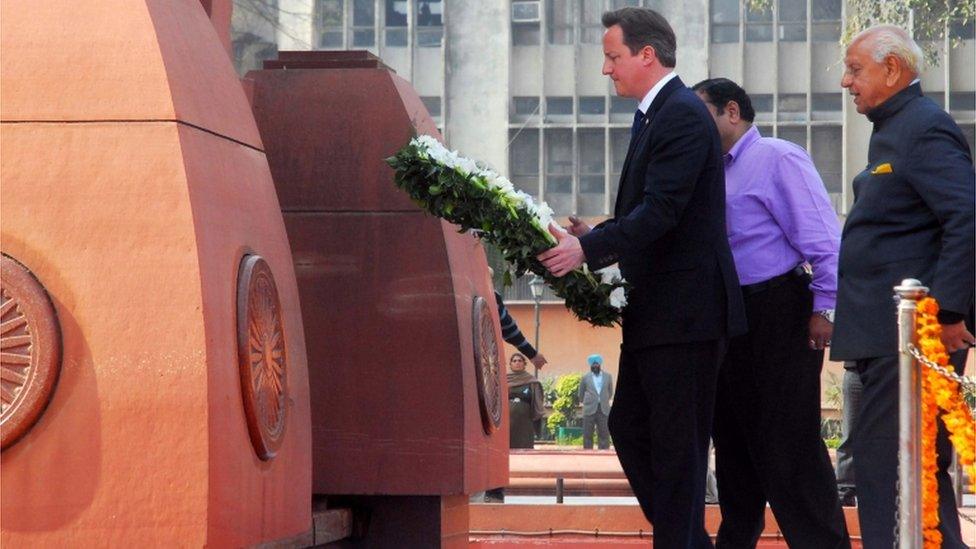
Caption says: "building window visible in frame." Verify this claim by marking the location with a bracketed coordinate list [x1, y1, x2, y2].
[548, 0, 574, 45]
[949, 92, 976, 113]
[950, 17, 975, 40]
[421, 96, 441, 118]
[610, 96, 638, 121]
[812, 93, 842, 121]
[416, 0, 443, 47]
[812, 0, 841, 41]
[580, 0, 603, 44]
[545, 129, 574, 214]
[385, 0, 408, 47]
[579, 96, 606, 118]
[317, 0, 344, 48]
[811, 126, 842, 192]
[778, 0, 806, 41]
[746, 4, 772, 42]
[512, 1, 542, 45]
[778, 93, 807, 121]
[512, 96, 541, 122]
[350, 0, 375, 47]
[513, 23, 542, 45]
[510, 129, 540, 196]
[546, 96, 574, 120]
[711, 0, 739, 43]
[751, 93, 774, 121]
[778, 126, 806, 148]
[578, 129, 606, 215]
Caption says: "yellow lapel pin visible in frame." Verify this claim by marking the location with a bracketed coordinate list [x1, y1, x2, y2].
[871, 162, 893, 175]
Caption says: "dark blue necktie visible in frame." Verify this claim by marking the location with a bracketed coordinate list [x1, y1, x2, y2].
[631, 109, 645, 139]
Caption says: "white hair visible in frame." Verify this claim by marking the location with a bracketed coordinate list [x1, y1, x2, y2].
[851, 25, 924, 75]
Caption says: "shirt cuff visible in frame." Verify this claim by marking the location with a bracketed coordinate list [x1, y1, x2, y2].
[937, 310, 965, 325]
[812, 294, 836, 312]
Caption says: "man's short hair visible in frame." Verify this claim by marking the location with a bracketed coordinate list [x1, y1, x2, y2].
[601, 7, 676, 68]
[692, 78, 756, 123]
[851, 24, 924, 75]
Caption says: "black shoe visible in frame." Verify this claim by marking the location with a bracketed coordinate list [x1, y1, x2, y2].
[838, 491, 856, 507]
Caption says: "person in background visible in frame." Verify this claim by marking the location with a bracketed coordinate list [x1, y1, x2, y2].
[693, 77, 849, 548]
[579, 354, 614, 450]
[507, 353, 546, 450]
[835, 365, 862, 508]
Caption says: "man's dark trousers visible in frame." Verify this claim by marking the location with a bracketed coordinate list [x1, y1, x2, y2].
[583, 410, 610, 449]
[851, 351, 968, 549]
[712, 276, 850, 548]
[610, 339, 725, 549]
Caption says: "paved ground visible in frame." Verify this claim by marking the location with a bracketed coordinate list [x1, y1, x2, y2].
[470, 449, 975, 547]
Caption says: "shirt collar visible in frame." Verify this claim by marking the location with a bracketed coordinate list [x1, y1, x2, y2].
[866, 81, 922, 124]
[637, 71, 677, 114]
[725, 125, 761, 164]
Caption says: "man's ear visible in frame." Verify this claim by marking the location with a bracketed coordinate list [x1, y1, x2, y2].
[725, 100, 741, 123]
[641, 45, 657, 66]
[883, 54, 903, 87]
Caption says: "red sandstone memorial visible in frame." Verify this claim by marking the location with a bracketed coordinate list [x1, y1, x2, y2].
[246, 50, 509, 547]
[1, 1, 311, 546]
[1, 2, 506, 547]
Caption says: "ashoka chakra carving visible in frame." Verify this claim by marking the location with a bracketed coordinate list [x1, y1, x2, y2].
[237, 255, 287, 460]
[1, 253, 62, 450]
[472, 296, 502, 434]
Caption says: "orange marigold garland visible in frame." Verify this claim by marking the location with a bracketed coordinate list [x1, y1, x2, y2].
[914, 297, 976, 549]
[920, 365, 942, 548]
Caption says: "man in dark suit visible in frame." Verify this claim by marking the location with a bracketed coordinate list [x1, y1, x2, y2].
[831, 25, 975, 549]
[538, 7, 746, 547]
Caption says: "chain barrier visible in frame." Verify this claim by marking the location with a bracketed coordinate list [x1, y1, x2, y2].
[907, 344, 976, 391]
[906, 344, 976, 420]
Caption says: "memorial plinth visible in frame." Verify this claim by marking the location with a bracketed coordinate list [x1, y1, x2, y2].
[247, 51, 509, 547]
[1, 2, 311, 546]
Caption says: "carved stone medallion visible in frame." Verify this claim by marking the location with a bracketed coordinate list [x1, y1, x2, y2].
[237, 255, 287, 460]
[472, 296, 502, 434]
[1, 253, 62, 451]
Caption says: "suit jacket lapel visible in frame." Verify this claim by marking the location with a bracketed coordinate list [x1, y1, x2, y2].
[613, 76, 685, 217]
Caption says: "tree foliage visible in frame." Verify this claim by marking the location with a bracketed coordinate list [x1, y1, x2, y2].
[748, 0, 975, 65]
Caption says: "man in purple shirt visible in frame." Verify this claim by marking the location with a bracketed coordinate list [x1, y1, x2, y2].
[694, 78, 850, 548]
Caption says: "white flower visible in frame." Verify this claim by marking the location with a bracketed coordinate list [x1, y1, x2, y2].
[455, 157, 480, 176]
[610, 287, 627, 309]
[596, 265, 621, 285]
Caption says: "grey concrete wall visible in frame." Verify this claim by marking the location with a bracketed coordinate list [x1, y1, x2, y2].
[444, 0, 510, 175]
[662, 0, 710, 86]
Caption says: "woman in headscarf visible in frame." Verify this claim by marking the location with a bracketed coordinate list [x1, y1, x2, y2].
[506, 353, 546, 449]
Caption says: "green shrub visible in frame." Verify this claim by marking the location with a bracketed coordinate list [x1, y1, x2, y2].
[546, 373, 582, 433]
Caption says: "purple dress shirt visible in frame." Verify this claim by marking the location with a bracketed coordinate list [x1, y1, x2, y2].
[724, 126, 840, 311]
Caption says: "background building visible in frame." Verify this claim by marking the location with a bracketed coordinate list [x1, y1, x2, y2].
[232, 0, 975, 383]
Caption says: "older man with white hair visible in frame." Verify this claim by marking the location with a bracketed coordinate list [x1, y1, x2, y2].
[831, 24, 975, 549]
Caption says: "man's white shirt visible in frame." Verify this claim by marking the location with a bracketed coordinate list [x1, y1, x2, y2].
[637, 71, 678, 115]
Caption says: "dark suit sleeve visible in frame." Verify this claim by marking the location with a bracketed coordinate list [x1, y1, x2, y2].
[607, 374, 614, 399]
[579, 103, 709, 269]
[907, 124, 976, 317]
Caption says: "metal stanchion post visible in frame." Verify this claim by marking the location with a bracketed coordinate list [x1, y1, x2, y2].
[529, 275, 544, 379]
[894, 278, 927, 549]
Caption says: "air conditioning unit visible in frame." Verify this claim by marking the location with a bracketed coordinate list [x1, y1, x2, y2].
[512, 1, 541, 23]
